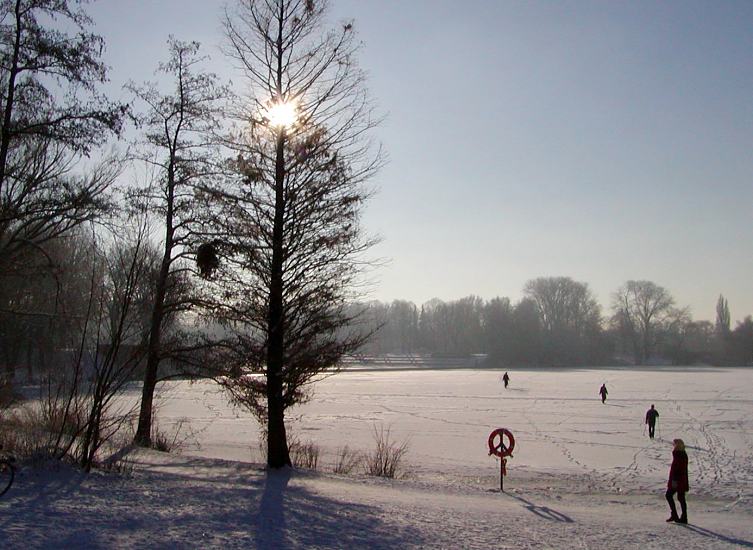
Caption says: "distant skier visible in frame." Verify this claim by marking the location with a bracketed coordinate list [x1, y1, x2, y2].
[502, 372, 510, 389]
[665, 438, 689, 524]
[599, 383, 608, 404]
[645, 404, 660, 439]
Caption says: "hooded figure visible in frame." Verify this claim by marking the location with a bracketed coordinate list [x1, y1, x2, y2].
[599, 383, 608, 403]
[665, 438, 689, 524]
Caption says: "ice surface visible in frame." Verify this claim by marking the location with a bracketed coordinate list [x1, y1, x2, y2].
[156, 367, 753, 500]
[3, 366, 752, 549]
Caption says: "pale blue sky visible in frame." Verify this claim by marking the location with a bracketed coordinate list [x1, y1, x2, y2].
[89, 1, 753, 322]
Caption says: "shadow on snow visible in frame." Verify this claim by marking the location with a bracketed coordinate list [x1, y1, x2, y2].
[681, 523, 753, 548]
[0, 459, 426, 549]
[504, 491, 574, 523]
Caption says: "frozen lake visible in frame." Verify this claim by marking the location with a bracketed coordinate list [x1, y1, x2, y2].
[154, 366, 753, 501]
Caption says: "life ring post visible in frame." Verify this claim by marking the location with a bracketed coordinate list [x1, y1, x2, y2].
[487, 428, 515, 492]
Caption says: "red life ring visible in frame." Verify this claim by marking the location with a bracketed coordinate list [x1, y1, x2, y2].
[488, 428, 515, 458]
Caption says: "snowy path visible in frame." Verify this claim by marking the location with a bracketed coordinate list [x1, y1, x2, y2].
[1, 451, 752, 549]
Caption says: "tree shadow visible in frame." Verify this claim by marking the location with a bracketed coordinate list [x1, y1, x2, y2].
[506, 492, 574, 523]
[0, 459, 428, 549]
[254, 467, 433, 549]
[8, 461, 88, 509]
[256, 468, 291, 549]
[681, 524, 753, 547]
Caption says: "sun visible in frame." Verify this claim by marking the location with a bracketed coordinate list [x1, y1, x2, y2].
[266, 100, 297, 129]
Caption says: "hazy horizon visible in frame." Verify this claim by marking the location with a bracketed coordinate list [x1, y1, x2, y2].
[89, 0, 753, 323]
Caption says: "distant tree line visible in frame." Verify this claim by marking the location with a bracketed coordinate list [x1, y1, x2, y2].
[354, 279, 753, 367]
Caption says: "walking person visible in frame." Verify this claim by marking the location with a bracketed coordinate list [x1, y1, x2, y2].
[599, 383, 608, 404]
[645, 404, 659, 439]
[502, 372, 510, 389]
[665, 438, 689, 524]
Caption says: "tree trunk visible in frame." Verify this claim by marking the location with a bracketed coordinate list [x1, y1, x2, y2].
[263, 7, 292, 469]
[0, 0, 22, 194]
[266, 371, 289, 468]
[266, 125, 291, 469]
[134, 236, 172, 446]
[134, 350, 158, 446]
[25, 337, 33, 382]
[135, 165, 176, 447]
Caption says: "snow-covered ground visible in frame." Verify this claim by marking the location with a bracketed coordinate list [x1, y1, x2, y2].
[2, 367, 753, 548]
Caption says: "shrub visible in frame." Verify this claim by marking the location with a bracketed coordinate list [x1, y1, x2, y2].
[150, 418, 190, 453]
[0, 406, 65, 459]
[332, 445, 361, 474]
[363, 424, 409, 479]
[289, 436, 320, 470]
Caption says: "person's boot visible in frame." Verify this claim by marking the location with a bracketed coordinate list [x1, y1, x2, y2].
[666, 499, 679, 522]
[678, 504, 688, 524]
[676, 496, 688, 524]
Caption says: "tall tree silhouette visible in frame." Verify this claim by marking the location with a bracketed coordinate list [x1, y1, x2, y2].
[128, 39, 227, 446]
[209, 0, 382, 468]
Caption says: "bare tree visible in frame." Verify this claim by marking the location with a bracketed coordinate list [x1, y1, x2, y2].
[416, 297, 484, 356]
[23, 222, 158, 471]
[730, 316, 753, 365]
[611, 280, 683, 365]
[661, 307, 693, 365]
[76, 225, 157, 470]
[127, 39, 228, 446]
[385, 300, 419, 354]
[0, 0, 125, 281]
[0, 233, 92, 382]
[209, 0, 382, 468]
[523, 276, 602, 365]
[482, 297, 513, 361]
[524, 277, 601, 334]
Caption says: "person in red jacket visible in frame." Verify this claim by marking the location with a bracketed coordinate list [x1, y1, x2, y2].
[665, 438, 689, 524]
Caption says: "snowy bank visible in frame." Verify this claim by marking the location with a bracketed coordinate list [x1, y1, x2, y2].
[1, 449, 752, 549]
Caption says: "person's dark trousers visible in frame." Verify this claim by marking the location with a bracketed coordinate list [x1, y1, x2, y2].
[648, 423, 655, 438]
[666, 489, 687, 523]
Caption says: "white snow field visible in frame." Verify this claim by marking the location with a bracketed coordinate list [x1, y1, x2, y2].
[2, 367, 753, 549]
